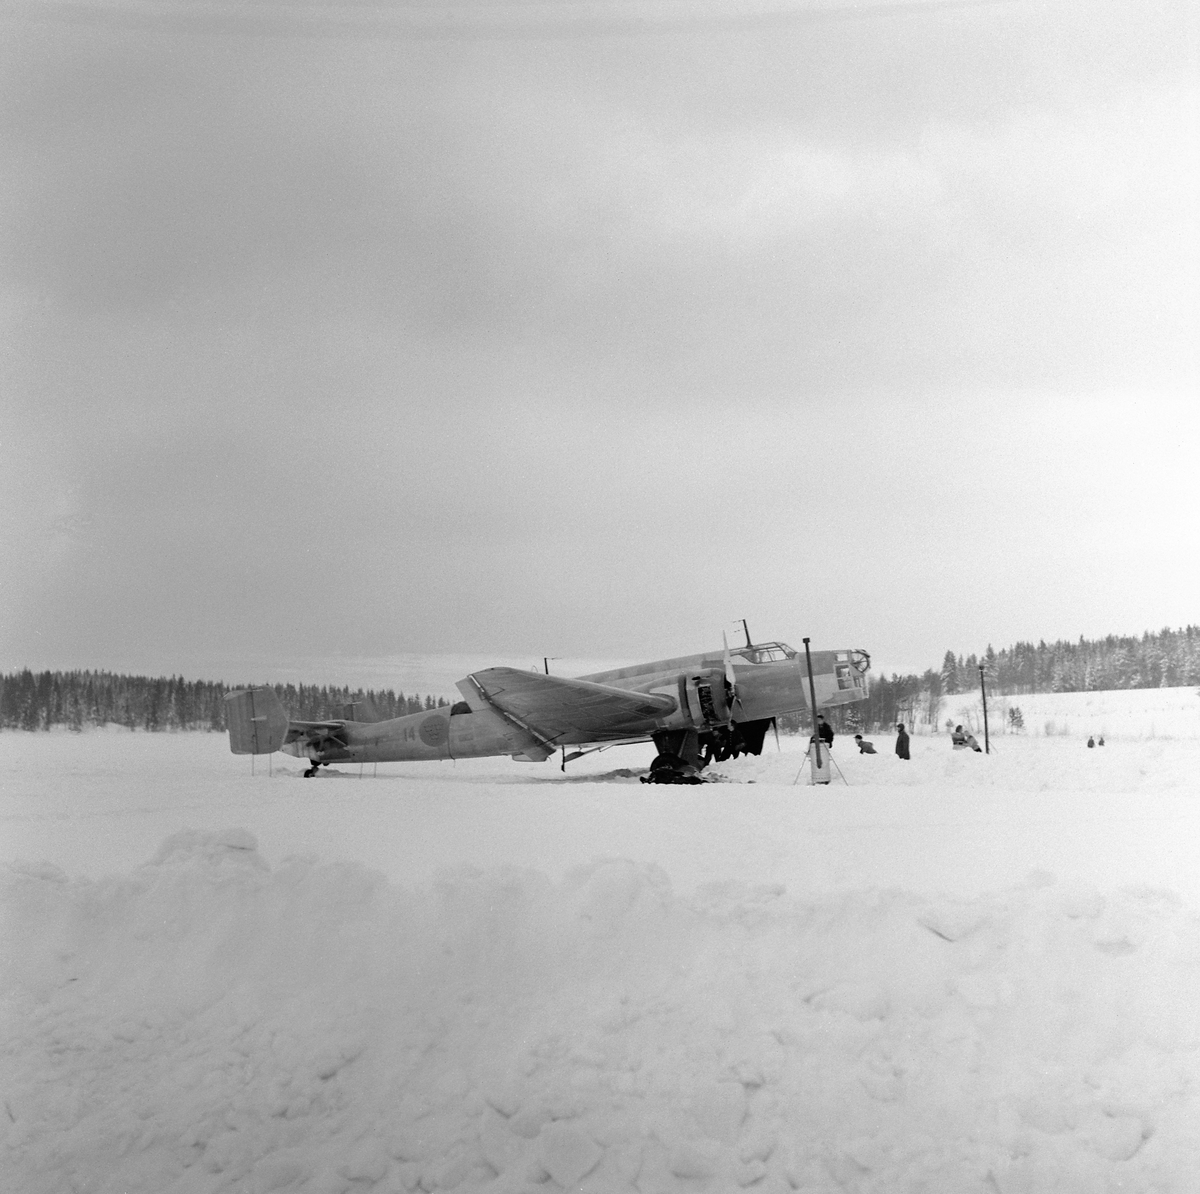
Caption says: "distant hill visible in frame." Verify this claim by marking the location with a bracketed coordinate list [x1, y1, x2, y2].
[940, 686, 1200, 741]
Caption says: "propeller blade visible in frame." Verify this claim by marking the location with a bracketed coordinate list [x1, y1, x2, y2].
[723, 632, 743, 721]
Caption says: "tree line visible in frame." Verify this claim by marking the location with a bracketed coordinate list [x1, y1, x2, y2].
[0, 670, 447, 733]
[849, 625, 1200, 735]
[938, 626, 1200, 696]
[4, 625, 1198, 735]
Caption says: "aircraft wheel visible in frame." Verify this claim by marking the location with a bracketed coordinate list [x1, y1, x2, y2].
[644, 752, 706, 784]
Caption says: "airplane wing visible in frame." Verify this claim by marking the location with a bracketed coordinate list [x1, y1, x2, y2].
[463, 668, 676, 743]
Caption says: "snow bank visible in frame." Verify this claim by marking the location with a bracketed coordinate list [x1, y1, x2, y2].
[4, 830, 1199, 1194]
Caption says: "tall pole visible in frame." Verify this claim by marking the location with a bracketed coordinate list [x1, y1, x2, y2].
[803, 637, 822, 769]
[978, 663, 990, 754]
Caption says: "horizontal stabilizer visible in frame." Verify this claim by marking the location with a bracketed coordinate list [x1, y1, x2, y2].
[225, 687, 289, 755]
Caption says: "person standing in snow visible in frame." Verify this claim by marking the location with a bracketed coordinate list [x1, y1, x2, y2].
[895, 723, 910, 760]
[817, 715, 834, 749]
[854, 734, 877, 754]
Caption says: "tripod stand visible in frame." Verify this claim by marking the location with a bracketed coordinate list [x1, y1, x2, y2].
[794, 741, 848, 786]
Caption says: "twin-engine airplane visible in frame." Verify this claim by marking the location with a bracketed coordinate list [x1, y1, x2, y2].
[225, 637, 870, 782]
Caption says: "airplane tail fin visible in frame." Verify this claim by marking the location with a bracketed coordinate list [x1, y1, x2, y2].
[225, 686, 290, 754]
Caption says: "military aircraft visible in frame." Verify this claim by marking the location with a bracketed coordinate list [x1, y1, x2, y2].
[225, 636, 870, 781]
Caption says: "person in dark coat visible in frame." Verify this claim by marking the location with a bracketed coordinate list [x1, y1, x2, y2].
[895, 723, 910, 760]
[854, 734, 877, 754]
[817, 715, 834, 748]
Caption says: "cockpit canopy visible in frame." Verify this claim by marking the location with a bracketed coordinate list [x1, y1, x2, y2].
[729, 641, 796, 664]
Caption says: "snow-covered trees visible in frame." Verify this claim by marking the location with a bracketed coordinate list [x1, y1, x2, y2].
[934, 627, 1200, 696]
[940, 650, 959, 695]
[0, 671, 449, 732]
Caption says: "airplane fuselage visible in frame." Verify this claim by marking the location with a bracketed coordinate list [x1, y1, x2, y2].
[228, 640, 870, 774]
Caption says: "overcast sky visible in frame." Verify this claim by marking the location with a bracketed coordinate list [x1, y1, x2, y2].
[2, 0, 1196, 689]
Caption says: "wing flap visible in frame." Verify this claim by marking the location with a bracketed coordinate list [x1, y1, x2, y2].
[466, 667, 676, 742]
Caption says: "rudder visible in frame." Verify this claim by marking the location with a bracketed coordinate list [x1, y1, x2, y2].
[225, 687, 289, 755]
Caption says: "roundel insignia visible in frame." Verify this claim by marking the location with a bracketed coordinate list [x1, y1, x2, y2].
[419, 715, 449, 747]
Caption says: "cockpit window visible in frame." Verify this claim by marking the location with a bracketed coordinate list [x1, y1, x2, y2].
[731, 642, 795, 664]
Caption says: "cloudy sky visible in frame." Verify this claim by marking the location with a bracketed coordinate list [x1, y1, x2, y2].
[2, 0, 1196, 688]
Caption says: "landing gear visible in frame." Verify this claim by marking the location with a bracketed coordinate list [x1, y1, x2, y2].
[640, 752, 704, 785]
[640, 720, 776, 784]
[641, 731, 706, 785]
[303, 761, 323, 778]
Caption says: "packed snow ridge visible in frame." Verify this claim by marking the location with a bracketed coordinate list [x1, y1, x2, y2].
[4, 827, 1199, 1194]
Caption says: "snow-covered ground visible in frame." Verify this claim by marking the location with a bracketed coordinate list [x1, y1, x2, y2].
[940, 684, 1200, 742]
[3, 700, 1200, 1194]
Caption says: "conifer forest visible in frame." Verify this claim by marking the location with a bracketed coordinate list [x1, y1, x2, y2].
[0, 671, 447, 733]
[2, 626, 1196, 735]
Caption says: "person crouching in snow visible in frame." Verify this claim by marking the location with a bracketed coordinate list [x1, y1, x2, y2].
[854, 734, 877, 754]
[895, 723, 910, 760]
[951, 725, 982, 751]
